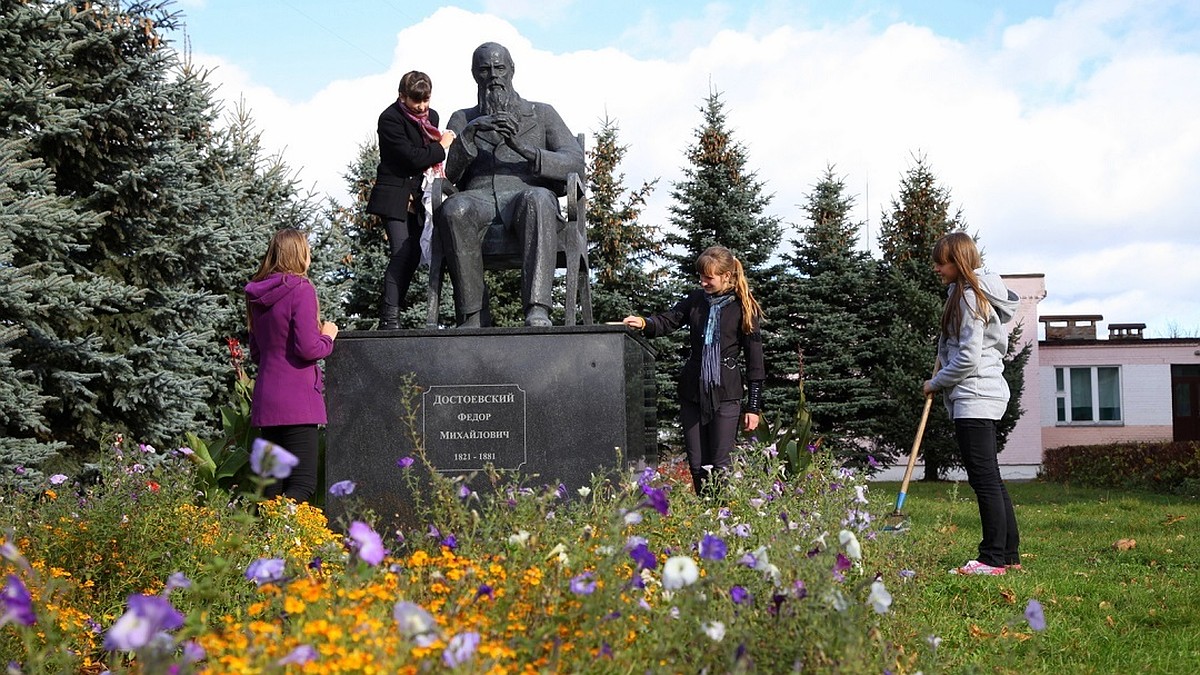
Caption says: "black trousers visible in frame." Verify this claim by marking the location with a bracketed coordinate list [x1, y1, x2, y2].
[259, 424, 319, 503]
[955, 418, 1020, 567]
[679, 398, 741, 473]
[382, 215, 422, 312]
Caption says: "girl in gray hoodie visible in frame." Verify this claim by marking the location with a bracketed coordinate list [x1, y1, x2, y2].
[924, 232, 1021, 576]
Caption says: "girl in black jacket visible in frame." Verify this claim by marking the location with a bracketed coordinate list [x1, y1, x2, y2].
[366, 71, 456, 329]
[624, 246, 765, 496]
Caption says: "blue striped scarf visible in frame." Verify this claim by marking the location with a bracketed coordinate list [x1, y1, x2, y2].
[701, 292, 736, 392]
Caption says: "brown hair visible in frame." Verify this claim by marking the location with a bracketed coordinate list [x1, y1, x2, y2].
[696, 245, 763, 334]
[398, 71, 432, 101]
[933, 231, 991, 337]
[252, 228, 310, 281]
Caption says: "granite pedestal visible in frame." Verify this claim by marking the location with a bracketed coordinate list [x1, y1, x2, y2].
[323, 325, 656, 529]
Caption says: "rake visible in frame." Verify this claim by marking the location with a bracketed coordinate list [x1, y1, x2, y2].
[883, 360, 939, 533]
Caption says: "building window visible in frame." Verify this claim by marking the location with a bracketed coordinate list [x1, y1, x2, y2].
[1055, 366, 1121, 424]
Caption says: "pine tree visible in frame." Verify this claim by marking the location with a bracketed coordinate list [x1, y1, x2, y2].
[666, 90, 781, 278]
[586, 115, 665, 321]
[0, 1, 322, 470]
[872, 154, 965, 480]
[781, 166, 887, 465]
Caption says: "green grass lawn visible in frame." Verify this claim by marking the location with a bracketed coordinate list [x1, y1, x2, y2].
[871, 480, 1200, 674]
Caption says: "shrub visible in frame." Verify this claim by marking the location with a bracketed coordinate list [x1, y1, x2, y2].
[1041, 441, 1200, 495]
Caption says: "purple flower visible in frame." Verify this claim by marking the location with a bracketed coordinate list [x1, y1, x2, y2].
[396, 456, 415, 469]
[731, 523, 751, 538]
[729, 585, 750, 605]
[244, 558, 287, 586]
[441, 533, 458, 550]
[277, 644, 318, 665]
[475, 584, 494, 600]
[181, 640, 206, 663]
[699, 534, 727, 561]
[867, 455, 880, 469]
[328, 480, 356, 497]
[1025, 599, 1046, 631]
[569, 573, 597, 595]
[792, 579, 808, 600]
[348, 521, 386, 566]
[899, 569, 916, 580]
[165, 572, 191, 592]
[833, 553, 852, 575]
[103, 594, 184, 651]
[458, 484, 474, 500]
[48, 474, 68, 486]
[629, 543, 657, 571]
[249, 438, 299, 479]
[1, 575, 36, 627]
[640, 487, 669, 516]
[443, 631, 481, 668]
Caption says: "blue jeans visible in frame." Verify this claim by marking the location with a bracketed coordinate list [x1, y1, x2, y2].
[955, 418, 1020, 567]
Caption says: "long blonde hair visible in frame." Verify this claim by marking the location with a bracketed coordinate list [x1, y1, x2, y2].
[696, 245, 763, 334]
[247, 228, 314, 332]
[933, 232, 991, 336]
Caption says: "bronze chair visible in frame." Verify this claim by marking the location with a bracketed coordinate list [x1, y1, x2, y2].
[425, 133, 593, 328]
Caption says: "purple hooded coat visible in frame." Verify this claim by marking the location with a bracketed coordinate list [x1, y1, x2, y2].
[245, 273, 334, 427]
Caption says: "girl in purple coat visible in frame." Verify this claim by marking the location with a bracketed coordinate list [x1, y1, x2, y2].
[245, 229, 338, 502]
[623, 246, 766, 497]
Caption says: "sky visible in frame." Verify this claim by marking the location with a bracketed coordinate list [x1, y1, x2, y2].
[173, 0, 1200, 338]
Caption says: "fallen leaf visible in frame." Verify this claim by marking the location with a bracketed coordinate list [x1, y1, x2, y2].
[1099, 601, 1112, 610]
[999, 626, 1033, 642]
[1113, 538, 1137, 551]
[1105, 615, 1115, 627]
[937, 524, 959, 534]
[1000, 588, 1017, 604]
[969, 624, 994, 639]
[1163, 515, 1186, 526]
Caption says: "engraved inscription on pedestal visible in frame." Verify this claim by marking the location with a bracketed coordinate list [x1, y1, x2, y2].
[422, 384, 528, 472]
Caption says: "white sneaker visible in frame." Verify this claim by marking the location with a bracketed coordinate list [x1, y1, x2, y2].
[949, 560, 1006, 576]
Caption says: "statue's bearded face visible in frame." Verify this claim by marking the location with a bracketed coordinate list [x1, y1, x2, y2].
[473, 47, 516, 114]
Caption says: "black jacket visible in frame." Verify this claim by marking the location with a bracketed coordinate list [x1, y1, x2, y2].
[365, 102, 446, 220]
[642, 289, 765, 404]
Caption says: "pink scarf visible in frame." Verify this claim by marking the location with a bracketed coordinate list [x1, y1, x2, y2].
[400, 105, 442, 144]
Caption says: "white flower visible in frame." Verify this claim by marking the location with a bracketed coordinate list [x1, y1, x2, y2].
[507, 530, 530, 548]
[853, 484, 869, 504]
[577, 486, 591, 497]
[838, 529, 862, 561]
[545, 543, 569, 566]
[661, 556, 700, 590]
[867, 580, 893, 614]
[624, 511, 643, 525]
[702, 621, 726, 642]
[824, 589, 849, 612]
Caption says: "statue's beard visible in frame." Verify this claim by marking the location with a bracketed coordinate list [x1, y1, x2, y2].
[479, 85, 516, 115]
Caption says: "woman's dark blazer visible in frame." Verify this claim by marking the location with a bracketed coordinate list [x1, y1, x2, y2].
[365, 102, 446, 220]
[642, 289, 765, 404]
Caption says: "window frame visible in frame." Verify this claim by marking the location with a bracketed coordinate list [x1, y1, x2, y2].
[1054, 365, 1123, 425]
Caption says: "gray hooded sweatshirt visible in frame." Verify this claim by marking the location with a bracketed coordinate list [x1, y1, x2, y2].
[928, 269, 1020, 420]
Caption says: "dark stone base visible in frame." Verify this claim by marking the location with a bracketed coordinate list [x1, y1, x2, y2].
[323, 325, 656, 529]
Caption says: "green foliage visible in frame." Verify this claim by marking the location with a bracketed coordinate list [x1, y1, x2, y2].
[0, 0, 324, 462]
[751, 374, 818, 480]
[585, 115, 666, 321]
[774, 166, 889, 467]
[1041, 441, 1200, 495]
[870, 155, 967, 480]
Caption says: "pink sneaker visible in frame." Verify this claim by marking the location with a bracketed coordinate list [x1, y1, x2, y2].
[1006, 563, 1023, 572]
[950, 560, 1006, 576]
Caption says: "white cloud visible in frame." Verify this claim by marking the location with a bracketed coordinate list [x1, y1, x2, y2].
[190, 3, 1200, 337]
